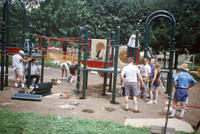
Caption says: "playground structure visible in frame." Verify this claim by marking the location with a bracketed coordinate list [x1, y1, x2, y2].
[75, 26, 123, 104]
[1, 0, 26, 90]
[74, 10, 176, 134]
[0, 2, 177, 133]
[143, 10, 176, 134]
[33, 35, 82, 62]
[75, 26, 142, 104]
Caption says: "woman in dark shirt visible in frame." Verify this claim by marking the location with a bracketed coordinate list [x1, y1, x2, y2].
[147, 64, 161, 104]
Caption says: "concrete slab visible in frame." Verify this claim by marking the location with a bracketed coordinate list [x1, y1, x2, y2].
[124, 118, 194, 133]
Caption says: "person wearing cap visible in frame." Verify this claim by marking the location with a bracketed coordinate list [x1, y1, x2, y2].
[169, 63, 197, 119]
[12, 50, 32, 88]
[121, 57, 144, 113]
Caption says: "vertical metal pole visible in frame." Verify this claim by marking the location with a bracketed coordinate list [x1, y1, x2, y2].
[81, 25, 89, 99]
[164, 23, 176, 134]
[18, 0, 26, 47]
[41, 28, 46, 83]
[109, 31, 115, 92]
[27, 25, 33, 88]
[75, 28, 83, 94]
[135, 30, 139, 63]
[5, 0, 10, 86]
[111, 26, 120, 104]
[1, 3, 6, 90]
[86, 30, 91, 89]
[144, 24, 150, 58]
[103, 29, 111, 95]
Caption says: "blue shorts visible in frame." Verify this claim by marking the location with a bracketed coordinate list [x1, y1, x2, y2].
[151, 85, 158, 89]
[174, 88, 188, 102]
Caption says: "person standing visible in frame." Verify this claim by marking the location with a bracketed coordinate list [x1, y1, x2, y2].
[149, 58, 156, 99]
[139, 58, 151, 98]
[121, 57, 144, 112]
[147, 64, 161, 104]
[126, 34, 141, 58]
[149, 59, 155, 88]
[12, 50, 32, 88]
[169, 63, 197, 119]
[69, 61, 78, 83]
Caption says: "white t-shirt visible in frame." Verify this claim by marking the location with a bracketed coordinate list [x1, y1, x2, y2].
[121, 64, 140, 83]
[60, 63, 69, 70]
[26, 63, 39, 75]
[127, 36, 135, 48]
[12, 54, 24, 71]
[140, 64, 151, 77]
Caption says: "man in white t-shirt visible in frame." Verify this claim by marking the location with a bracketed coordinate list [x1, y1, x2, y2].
[12, 50, 32, 88]
[139, 58, 151, 98]
[121, 57, 144, 112]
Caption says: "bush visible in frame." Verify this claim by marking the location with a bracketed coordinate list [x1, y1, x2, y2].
[190, 53, 200, 65]
[189, 64, 200, 71]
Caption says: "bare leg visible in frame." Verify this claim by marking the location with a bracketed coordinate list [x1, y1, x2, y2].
[180, 102, 186, 118]
[125, 96, 129, 110]
[133, 96, 137, 106]
[20, 76, 24, 84]
[155, 87, 158, 100]
[169, 100, 177, 117]
[61, 70, 64, 77]
[14, 74, 18, 83]
[133, 96, 139, 111]
[172, 100, 178, 110]
[149, 87, 153, 100]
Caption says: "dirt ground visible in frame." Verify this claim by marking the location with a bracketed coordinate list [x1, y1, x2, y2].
[0, 67, 199, 130]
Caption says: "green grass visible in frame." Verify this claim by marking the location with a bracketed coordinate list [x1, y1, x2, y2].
[0, 109, 197, 134]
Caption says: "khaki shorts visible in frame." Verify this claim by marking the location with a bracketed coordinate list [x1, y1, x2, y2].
[125, 82, 139, 97]
[14, 68, 24, 76]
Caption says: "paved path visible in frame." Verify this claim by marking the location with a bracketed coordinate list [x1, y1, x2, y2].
[124, 118, 194, 133]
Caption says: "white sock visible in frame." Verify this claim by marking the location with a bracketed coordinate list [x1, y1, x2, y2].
[125, 104, 129, 109]
[180, 109, 185, 117]
[21, 84, 25, 88]
[15, 83, 18, 87]
[134, 105, 138, 110]
[171, 109, 176, 116]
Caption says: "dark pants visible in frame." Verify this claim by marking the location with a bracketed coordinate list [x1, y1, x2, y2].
[26, 75, 40, 85]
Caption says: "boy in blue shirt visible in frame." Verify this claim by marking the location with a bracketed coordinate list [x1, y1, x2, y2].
[169, 63, 197, 119]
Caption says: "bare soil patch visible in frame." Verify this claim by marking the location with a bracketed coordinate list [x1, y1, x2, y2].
[0, 67, 199, 129]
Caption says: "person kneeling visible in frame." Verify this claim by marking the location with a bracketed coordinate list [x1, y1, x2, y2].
[26, 58, 40, 86]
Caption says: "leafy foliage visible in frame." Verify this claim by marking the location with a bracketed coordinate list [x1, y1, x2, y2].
[1, 0, 200, 55]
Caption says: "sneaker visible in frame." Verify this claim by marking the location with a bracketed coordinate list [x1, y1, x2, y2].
[15, 83, 18, 88]
[153, 100, 158, 104]
[124, 108, 129, 111]
[133, 109, 141, 113]
[147, 100, 153, 104]
[21, 84, 25, 88]
[168, 114, 175, 118]
[30, 85, 34, 89]
[178, 116, 183, 119]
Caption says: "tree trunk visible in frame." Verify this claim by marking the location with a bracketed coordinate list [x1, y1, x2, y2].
[174, 52, 179, 69]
